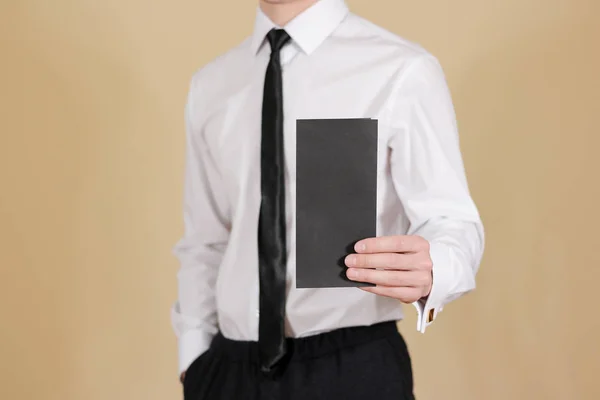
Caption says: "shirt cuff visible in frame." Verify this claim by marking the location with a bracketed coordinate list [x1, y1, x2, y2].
[413, 241, 452, 333]
[178, 329, 214, 374]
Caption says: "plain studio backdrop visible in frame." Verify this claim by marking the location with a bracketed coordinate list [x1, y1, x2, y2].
[1, 0, 599, 399]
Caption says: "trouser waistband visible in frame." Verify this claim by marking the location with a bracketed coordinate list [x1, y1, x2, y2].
[210, 320, 399, 364]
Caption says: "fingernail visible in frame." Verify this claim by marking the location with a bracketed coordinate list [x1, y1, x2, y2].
[347, 268, 358, 279]
[345, 255, 356, 266]
[355, 242, 366, 252]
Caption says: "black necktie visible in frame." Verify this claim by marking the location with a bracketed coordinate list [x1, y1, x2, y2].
[258, 28, 291, 375]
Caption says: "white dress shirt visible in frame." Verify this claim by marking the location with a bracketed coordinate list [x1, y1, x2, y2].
[171, 0, 484, 374]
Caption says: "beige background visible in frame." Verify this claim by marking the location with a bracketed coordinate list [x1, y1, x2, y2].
[1, 0, 599, 399]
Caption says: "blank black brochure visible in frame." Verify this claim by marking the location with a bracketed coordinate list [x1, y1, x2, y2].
[295, 118, 377, 288]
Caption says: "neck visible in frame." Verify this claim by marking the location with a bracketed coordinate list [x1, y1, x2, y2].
[259, 0, 319, 27]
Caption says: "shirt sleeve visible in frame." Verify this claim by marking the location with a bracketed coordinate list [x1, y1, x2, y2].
[388, 54, 485, 333]
[171, 78, 230, 374]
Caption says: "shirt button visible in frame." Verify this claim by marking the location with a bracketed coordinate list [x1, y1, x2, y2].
[256, 309, 260, 318]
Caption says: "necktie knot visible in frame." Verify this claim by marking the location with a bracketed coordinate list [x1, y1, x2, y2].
[266, 29, 291, 54]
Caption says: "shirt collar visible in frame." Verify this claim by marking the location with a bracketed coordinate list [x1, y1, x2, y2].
[250, 0, 349, 56]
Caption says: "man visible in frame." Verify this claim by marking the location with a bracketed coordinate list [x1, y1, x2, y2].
[171, 0, 484, 399]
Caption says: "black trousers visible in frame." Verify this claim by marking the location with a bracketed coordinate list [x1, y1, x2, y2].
[183, 321, 415, 400]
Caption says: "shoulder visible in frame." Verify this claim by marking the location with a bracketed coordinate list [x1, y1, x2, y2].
[339, 13, 439, 66]
[339, 14, 448, 89]
[187, 36, 253, 101]
[185, 36, 254, 131]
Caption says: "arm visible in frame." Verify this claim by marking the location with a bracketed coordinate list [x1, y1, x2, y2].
[393, 55, 484, 332]
[345, 54, 484, 332]
[171, 78, 230, 377]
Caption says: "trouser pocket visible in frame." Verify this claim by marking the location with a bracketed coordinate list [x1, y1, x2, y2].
[183, 350, 212, 399]
[384, 332, 415, 399]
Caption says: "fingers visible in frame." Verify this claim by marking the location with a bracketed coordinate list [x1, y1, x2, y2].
[346, 268, 430, 288]
[359, 285, 423, 303]
[344, 252, 432, 271]
[355, 235, 429, 254]
[347, 235, 434, 303]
